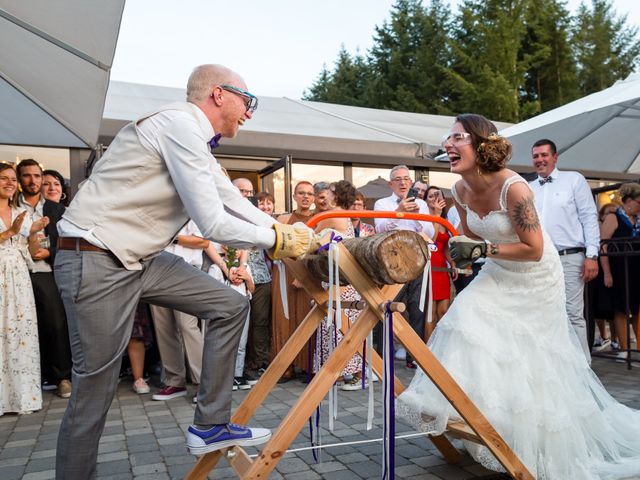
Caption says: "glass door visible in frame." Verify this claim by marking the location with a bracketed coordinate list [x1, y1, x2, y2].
[258, 155, 291, 214]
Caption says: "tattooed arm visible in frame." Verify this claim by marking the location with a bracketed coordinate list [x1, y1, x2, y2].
[485, 181, 544, 262]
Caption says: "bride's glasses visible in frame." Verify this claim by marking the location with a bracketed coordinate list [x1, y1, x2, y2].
[441, 132, 472, 148]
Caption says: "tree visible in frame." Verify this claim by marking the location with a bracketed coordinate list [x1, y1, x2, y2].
[366, 0, 453, 113]
[303, 46, 370, 106]
[520, 0, 579, 117]
[573, 0, 640, 95]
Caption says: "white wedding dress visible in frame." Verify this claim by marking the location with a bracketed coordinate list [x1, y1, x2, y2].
[398, 176, 640, 479]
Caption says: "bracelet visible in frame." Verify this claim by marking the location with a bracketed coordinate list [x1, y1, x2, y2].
[489, 243, 499, 256]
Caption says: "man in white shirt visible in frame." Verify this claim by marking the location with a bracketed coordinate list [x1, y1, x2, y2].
[529, 139, 600, 363]
[374, 165, 431, 368]
[53, 64, 321, 479]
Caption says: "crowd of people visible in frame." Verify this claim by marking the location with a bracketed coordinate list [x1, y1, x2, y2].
[1, 63, 639, 479]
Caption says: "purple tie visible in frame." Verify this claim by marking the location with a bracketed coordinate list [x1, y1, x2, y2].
[209, 133, 222, 149]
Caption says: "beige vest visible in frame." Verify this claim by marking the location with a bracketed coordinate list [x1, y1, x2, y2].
[63, 103, 201, 270]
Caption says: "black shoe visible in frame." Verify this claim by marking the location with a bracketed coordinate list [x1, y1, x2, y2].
[244, 370, 262, 386]
[42, 379, 57, 391]
[233, 376, 251, 391]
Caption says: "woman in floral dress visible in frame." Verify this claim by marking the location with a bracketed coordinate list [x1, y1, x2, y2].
[0, 163, 47, 415]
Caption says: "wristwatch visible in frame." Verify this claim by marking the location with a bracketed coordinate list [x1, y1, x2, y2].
[586, 254, 598, 261]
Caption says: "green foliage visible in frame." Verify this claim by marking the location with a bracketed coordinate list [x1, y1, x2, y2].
[303, 0, 640, 122]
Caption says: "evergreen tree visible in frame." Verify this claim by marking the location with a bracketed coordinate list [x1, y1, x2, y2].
[303, 47, 370, 106]
[366, 0, 453, 113]
[573, 0, 640, 95]
[520, 0, 579, 117]
[448, 0, 530, 122]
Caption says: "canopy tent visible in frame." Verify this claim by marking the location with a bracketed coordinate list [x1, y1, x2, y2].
[0, 0, 125, 148]
[501, 74, 640, 179]
[100, 81, 512, 168]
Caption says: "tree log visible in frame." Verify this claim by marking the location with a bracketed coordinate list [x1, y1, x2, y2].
[303, 230, 428, 285]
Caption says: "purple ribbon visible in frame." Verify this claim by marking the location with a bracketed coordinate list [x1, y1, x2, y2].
[208, 133, 222, 149]
[315, 231, 343, 253]
[382, 302, 395, 480]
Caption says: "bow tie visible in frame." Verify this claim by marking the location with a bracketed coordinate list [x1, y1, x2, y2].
[209, 133, 222, 149]
[539, 176, 553, 185]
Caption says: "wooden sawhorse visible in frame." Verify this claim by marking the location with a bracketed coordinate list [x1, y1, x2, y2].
[185, 232, 533, 479]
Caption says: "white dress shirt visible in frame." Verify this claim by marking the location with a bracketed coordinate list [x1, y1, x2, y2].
[446, 205, 461, 231]
[164, 220, 204, 269]
[373, 194, 434, 238]
[59, 106, 276, 250]
[529, 168, 600, 257]
[18, 194, 51, 273]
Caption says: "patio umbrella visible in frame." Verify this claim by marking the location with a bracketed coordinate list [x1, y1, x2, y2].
[500, 73, 640, 177]
[0, 0, 125, 148]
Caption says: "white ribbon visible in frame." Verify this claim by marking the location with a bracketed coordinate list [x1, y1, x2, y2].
[276, 260, 289, 320]
[366, 330, 374, 430]
[419, 245, 434, 326]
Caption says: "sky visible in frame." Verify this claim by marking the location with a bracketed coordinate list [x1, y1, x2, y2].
[110, 0, 640, 99]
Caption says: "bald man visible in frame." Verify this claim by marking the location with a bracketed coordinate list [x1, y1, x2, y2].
[54, 64, 320, 478]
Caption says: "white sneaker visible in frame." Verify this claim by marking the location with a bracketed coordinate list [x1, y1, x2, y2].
[616, 351, 629, 363]
[187, 423, 271, 455]
[593, 338, 612, 352]
[394, 348, 406, 361]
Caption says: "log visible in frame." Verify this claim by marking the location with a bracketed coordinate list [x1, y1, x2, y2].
[303, 230, 428, 285]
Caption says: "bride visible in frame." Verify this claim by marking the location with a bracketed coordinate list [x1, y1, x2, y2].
[397, 113, 640, 479]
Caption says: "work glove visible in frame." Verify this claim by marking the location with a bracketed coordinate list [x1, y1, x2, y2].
[448, 235, 487, 269]
[269, 222, 333, 260]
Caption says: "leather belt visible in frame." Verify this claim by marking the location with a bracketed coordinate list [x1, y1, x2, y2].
[58, 237, 109, 253]
[557, 247, 586, 256]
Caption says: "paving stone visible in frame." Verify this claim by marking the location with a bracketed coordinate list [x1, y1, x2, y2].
[97, 451, 129, 463]
[21, 470, 55, 480]
[275, 457, 311, 474]
[310, 460, 347, 473]
[129, 450, 163, 467]
[24, 457, 56, 473]
[96, 459, 131, 476]
[132, 462, 166, 475]
[335, 452, 369, 464]
[0, 465, 26, 480]
[429, 464, 477, 479]
[348, 460, 383, 478]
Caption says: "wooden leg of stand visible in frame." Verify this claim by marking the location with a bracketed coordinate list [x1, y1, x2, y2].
[243, 302, 381, 478]
[184, 306, 327, 479]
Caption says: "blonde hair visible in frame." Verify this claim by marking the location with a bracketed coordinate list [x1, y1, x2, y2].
[186, 64, 238, 104]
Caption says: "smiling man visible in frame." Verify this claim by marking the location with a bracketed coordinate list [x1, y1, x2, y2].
[529, 139, 599, 364]
[53, 64, 324, 479]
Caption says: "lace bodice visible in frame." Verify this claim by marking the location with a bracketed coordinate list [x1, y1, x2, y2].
[451, 176, 558, 274]
[450, 175, 526, 245]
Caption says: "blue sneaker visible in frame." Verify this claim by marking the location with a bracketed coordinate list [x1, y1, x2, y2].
[186, 423, 271, 455]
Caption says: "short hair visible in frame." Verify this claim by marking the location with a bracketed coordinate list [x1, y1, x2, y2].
[294, 181, 313, 193]
[532, 139, 557, 155]
[43, 169, 65, 186]
[186, 64, 239, 104]
[0, 163, 18, 206]
[354, 190, 366, 203]
[16, 158, 41, 177]
[330, 180, 357, 210]
[313, 181, 330, 195]
[619, 182, 640, 202]
[255, 191, 275, 204]
[456, 113, 512, 173]
[389, 165, 410, 180]
[232, 177, 253, 188]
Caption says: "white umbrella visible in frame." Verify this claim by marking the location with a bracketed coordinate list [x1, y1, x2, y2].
[0, 0, 125, 148]
[500, 74, 640, 177]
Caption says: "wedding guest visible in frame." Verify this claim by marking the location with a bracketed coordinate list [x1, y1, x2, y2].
[599, 183, 640, 361]
[0, 163, 48, 415]
[272, 181, 315, 380]
[42, 169, 68, 206]
[313, 181, 332, 213]
[350, 191, 375, 238]
[424, 186, 457, 338]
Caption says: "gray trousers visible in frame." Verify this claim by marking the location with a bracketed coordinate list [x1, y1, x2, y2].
[149, 304, 203, 386]
[560, 252, 591, 363]
[53, 250, 248, 480]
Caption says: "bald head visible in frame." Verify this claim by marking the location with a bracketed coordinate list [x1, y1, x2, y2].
[186, 64, 244, 104]
[232, 177, 254, 198]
